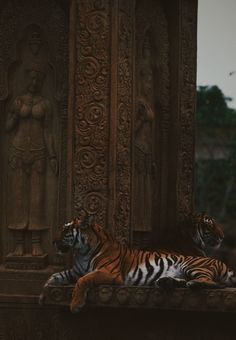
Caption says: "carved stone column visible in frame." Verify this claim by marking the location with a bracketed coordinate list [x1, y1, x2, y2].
[73, 0, 196, 250]
[74, 0, 134, 245]
[176, 0, 197, 223]
[74, 0, 111, 233]
[164, 0, 197, 247]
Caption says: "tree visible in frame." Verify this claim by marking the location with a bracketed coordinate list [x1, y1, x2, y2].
[195, 86, 236, 227]
[197, 85, 236, 127]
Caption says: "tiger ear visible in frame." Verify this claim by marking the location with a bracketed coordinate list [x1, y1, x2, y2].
[200, 211, 208, 223]
[80, 213, 95, 230]
[74, 217, 81, 227]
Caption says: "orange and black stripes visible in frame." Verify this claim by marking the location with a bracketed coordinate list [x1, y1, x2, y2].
[45, 218, 234, 293]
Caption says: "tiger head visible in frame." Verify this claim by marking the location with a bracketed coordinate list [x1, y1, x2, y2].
[190, 212, 224, 250]
[53, 211, 107, 255]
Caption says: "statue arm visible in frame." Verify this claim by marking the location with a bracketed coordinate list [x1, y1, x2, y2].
[135, 99, 154, 137]
[5, 98, 20, 132]
[44, 100, 58, 175]
[135, 101, 146, 136]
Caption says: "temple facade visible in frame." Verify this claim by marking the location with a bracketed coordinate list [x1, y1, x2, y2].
[2, 1, 233, 339]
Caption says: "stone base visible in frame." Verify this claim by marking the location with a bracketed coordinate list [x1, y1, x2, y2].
[5, 253, 48, 270]
[0, 265, 55, 296]
[43, 285, 236, 312]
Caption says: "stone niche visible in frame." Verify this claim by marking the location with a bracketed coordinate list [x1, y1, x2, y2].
[0, 0, 69, 270]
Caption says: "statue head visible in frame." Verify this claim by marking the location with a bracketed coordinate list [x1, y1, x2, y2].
[25, 62, 46, 94]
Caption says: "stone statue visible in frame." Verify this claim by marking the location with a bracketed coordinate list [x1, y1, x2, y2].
[134, 98, 155, 232]
[133, 32, 157, 234]
[5, 62, 58, 257]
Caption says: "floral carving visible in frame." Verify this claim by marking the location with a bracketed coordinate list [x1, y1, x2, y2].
[114, 1, 134, 243]
[177, 0, 197, 223]
[74, 0, 110, 226]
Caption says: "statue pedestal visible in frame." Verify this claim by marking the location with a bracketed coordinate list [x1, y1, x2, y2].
[5, 253, 48, 270]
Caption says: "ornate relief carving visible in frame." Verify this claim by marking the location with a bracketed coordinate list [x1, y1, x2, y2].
[133, 28, 157, 234]
[5, 34, 58, 257]
[115, 0, 134, 243]
[74, 0, 169, 245]
[74, 0, 110, 226]
[0, 0, 69, 267]
[177, 0, 197, 222]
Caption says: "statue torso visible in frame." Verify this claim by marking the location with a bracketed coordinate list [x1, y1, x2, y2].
[12, 94, 47, 151]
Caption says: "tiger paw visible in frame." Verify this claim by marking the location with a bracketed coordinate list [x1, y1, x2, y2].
[70, 292, 86, 313]
[70, 301, 85, 313]
[155, 277, 176, 291]
[187, 280, 219, 290]
[39, 292, 45, 305]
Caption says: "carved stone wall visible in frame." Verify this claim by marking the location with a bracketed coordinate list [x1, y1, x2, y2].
[0, 0, 225, 339]
[113, 0, 134, 243]
[74, 0, 134, 246]
[74, 0, 111, 229]
[0, 0, 197, 264]
[74, 0, 172, 248]
[176, 0, 197, 222]
[0, 0, 69, 268]
[0, 1, 200, 339]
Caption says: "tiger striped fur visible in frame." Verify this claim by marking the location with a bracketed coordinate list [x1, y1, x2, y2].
[39, 214, 234, 313]
[179, 212, 224, 256]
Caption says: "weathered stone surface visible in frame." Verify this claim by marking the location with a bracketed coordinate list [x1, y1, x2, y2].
[44, 285, 236, 313]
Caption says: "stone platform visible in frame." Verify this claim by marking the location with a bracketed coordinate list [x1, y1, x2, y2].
[43, 284, 236, 312]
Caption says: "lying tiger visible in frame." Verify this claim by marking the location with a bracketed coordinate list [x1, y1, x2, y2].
[40, 213, 233, 313]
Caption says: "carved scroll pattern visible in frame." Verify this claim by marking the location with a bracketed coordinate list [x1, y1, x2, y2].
[177, 0, 197, 222]
[114, 0, 134, 243]
[74, 0, 110, 225]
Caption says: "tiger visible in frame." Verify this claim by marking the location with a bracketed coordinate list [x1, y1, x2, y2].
[177, 211, 225, 256]
[39, 212, 233, 313]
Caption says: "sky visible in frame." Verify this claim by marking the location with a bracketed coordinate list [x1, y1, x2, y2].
[197, 0, 236, 109]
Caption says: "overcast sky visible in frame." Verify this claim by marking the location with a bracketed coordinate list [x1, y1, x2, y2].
[197, 0, 236, 109]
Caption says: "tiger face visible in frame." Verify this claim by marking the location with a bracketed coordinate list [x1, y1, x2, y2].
[53, 212, 104, 254]
[195, 212, 224, 249]
[53, 220, 75, 254]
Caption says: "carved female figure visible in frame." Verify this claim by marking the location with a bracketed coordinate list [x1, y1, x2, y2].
[134, 93, 155, 232]
[5, 63, 58, 256]
[133, 33, 157, 238]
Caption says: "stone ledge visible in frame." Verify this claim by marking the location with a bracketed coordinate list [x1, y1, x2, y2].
[5, 254, 48, 270]
[0, 265, 54, 295]
[43, 285, 236, 312]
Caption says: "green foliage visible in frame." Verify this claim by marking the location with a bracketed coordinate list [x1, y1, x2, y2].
[197, 85, 236, 127]
[195, 86, 236, 228]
